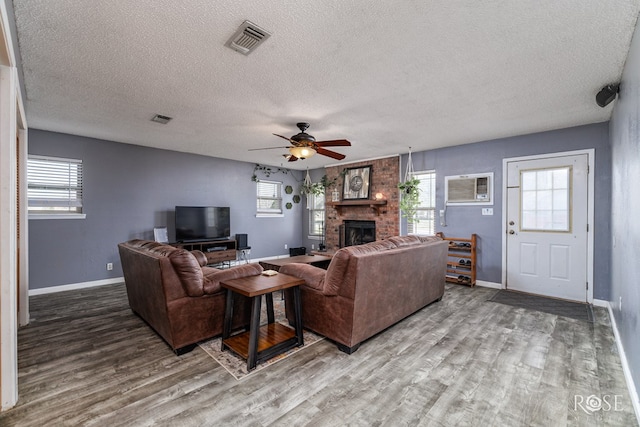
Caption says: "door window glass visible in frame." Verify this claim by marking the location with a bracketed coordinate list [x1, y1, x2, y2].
[520, 167, 570, 231]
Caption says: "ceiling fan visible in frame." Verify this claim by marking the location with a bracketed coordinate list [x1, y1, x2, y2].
[250, 122, 351, 162]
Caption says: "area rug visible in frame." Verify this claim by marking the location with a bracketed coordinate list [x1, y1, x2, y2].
[198, 296, 324, 380]
[488, 290, 595, 323]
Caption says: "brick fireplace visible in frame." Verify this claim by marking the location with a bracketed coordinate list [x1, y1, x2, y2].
[324, 156, 400, 252]
[340, 220, 376, 247]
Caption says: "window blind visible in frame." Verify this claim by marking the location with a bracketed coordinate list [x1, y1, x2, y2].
[28, 155, 83, 213]
[307, 191, 325, 236]
[256, 180, 282, 214]
[408, 171, 436, 235]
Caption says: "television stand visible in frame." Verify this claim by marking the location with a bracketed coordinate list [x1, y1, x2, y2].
[172, 239, 237, 265]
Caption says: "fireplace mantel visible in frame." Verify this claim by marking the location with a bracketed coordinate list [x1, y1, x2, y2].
[324, 156, 399, 251]
[329, 200, 387, 216]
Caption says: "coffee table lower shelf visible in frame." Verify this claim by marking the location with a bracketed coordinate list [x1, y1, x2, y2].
[223, 323, 297, 362]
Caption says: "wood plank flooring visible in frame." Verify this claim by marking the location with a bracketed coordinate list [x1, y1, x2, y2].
[0, 283, 637, 426]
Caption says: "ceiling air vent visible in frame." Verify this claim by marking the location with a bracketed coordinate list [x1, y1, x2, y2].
[151, 114, 172, 124]
[226, 21, 271, 56]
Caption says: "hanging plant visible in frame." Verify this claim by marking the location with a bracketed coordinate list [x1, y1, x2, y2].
[300, 169, 325, 195]
[299, 169, 348, 195]
[398, 177, 421, 220]
[251, 164, 290, 182]
[300, 181, 325, 195]
[320, 171, 346, 189]
[398, 147, 421, 221]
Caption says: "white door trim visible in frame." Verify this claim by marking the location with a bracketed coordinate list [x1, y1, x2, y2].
[501, 149, 595, 303]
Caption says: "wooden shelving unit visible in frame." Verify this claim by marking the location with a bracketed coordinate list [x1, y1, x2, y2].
[436, 232, 477, 287]
[328, 199, 387, 216]
[173, 239, 236, 265]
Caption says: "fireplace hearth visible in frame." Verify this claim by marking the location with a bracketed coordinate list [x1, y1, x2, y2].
[340, 220, 376, 247]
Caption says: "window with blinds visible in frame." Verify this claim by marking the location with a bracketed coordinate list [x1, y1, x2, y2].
[408, 171, 436, 235]
[307, 191, 325, 236]
[28, 155, 84, 215]
[256, 180, 283, 216]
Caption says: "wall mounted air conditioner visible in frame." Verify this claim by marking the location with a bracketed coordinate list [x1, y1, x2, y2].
[445, 172, 494, 206]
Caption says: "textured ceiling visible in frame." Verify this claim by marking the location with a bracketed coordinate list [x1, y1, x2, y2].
[11, 1, 640, 170]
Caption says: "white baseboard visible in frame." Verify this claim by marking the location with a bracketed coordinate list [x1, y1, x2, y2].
[26, 255, 293, 295]
[475, 280, 502, 289]
[593, 298, 609, 308]
[29, 277, 124, 296]
[604, 300, 640, 423]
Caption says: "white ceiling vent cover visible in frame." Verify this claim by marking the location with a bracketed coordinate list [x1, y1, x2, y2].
[226, 21, 271, 55]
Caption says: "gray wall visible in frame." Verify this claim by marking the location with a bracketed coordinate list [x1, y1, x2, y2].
[28, 129, 304, 289]
[610, 14, 640, 406]
[399, 122, 611, 299]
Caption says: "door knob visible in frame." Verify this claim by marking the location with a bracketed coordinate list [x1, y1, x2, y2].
[509, 221, 515, 226]
[509, 230, 515, 234]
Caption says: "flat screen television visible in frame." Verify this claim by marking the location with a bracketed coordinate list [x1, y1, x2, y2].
[175, 206, 231, 242]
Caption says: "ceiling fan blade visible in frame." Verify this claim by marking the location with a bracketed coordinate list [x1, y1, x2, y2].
[288, 155, 299, 162]
[273, 133, 295, 144]
[315, 139, 351, 147]
[248, 146, 290, 151]
[316, 147, 346, 160]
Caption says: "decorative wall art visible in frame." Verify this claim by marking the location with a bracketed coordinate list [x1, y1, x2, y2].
[342, 165, 372, 200]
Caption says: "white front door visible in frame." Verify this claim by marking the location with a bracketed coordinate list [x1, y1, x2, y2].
[505, 153, 589, 302]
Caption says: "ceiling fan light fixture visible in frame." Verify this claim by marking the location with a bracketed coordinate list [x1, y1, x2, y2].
[289, 146, 316, 159]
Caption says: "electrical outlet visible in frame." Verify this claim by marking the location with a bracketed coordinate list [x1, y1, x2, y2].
[106, 263, 113, 271]
[311, 244, 315, 250]
[482, 208, 493, 216]
[284, 244, 288, 250]
[619, 296, 622, 311]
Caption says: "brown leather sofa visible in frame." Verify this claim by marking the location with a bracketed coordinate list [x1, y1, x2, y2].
[118, 239, 263, 354]
[280, 235, 447, 354]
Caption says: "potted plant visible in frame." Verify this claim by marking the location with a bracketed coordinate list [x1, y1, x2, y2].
[398, 176, 421, 221]
[300, 180, 325, 196]
[300, 170, 346, 196]
[299, 169, 324, 196]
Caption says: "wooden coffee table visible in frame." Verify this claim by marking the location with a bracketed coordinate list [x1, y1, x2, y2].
[220, 272, 305, 371]
[259, 254, 332, 272]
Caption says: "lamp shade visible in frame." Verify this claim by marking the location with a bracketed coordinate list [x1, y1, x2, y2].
[289, 146, 316, 159]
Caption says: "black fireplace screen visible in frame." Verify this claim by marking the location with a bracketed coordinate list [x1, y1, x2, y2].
[340, 220, 376, 247]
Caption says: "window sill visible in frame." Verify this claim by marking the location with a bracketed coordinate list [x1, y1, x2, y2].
[255, 213, 284, 218]
[29, 213, 86, 220]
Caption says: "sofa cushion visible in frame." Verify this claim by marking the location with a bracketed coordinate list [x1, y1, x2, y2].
[191, 250, 208, 267]
[324, 240, 396, 296]
[324, 249, 352, 296]
[169, 249, 204, 297]
[387, 235, 422, 247]
[147, 244, 179, 257]
[361, 239, 397, 251]
[280, 263, 326, 292]
[416, 235, 443, 243]
[203, 263, 264, 294]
